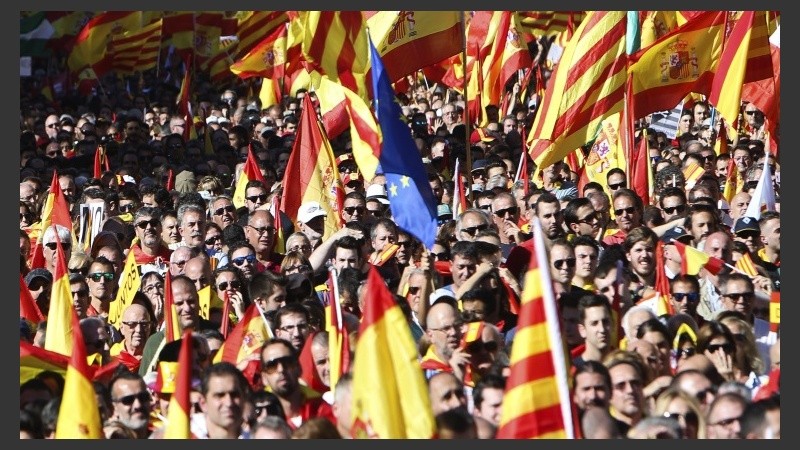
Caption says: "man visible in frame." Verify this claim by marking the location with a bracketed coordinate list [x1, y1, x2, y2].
[659, 186, 689, 223]
[505, 192, 565, 279]
[606, 354, 646, 436]
[686, 204, 718, 249]
[441, 102, 461, 132]
[131, 207, 171, 267]
[455, 209, 492, 242]
[620, 305, 656, 347]
[572, 360, 612, 412]
[420, 302, 465, 380]
[20, 181, 39, 208]
[471, 374, 504, 427]
[729, 192, 752, 224]
[169, 246, 197, 277]
[80, 316, 112, 365]
[671, 367, 717, 415]
[69, 273, 90, 319]
[719, 272, 774, 367]
[394, 230, 415, 272]
[244, 181, 269, 214]
[428, 372, 468, 416]
[86, 257, 117, 318]
[572, 236, 600, 291]
[757, 212, 780, 289]
[161, 210, 181, 249]
[693, 101, 711, 129]
[189, 362, 251, 439]
[109, 371, 152, 439]
[490, 192, 524, 254]
[332, 373, 354, 439]
[539, 160, 578, 200]
[177, 203, 207, 251]
[549, 239, 579, 298]
[184, 256, 213, 293]
[340, 192, 368, 225]
[670, 274, 704, 327]
[209, 195, 237, 230]
[274, 303, 312, 352]
[26, 269, 53, 316]
[739, 397, 780, 439]
[44, 114, 60, 140]
[574, 294, 614, 370]
[606, 168, 627, 193]
[431, 241, 478, 301]
[732, 146, 753, 179]
[661, 225, 693, 279]
[564, 198, 602, 240]
[603, 189, 644, 246]
[296, 201, 327, 251]
[41, 224, 72, 278]
[245, 210, 281, 270]
[110, 303, 152, 373]
[260, 338, 334, 430]
[329, 236, 363, 273]
[248, 271, 288, 314]
[706, 392, 748, 439]
[139, 275, 215, 376]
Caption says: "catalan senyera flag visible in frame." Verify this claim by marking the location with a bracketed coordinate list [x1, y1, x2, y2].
[480, 11, 531, 126]
[743, 156, 776, 220]
[672, 240, 726, 276]
[164, 330, 193, 439]
[496, 218, 574, 439]
[518, 11, 586, 37]
[163, 275, 181, 343]
[67, 11, 143, 76]
[109, 18, 162, 75]
[326, 268, 351, 397]
[43, 230, 75, 357]
[735, 252, 759, 277]
[232, 145, 267, 209]
[30, 171, 75, 270]
[280, 94, 344, 241]
[365, 11, 462, 83]
[214, 303, 273, 365]
[682, 161, 706, 191]
[20, 340, 69, 385]
[301, 11, 371, 101]
[55, 309, 103, 439]
[20, 273, 45, 325]
[527, 11, 628, 171]
[628, 11, 726, 117]
[351, 266, 434, 439]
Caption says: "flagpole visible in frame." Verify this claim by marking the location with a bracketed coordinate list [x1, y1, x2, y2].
[461, 11, 473, 203]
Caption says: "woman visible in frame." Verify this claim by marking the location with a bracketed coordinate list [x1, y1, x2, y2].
[696, 321, 739, 384]
[204, 222, 228, 268]
[280, 250, 314, 279]
[213, 266, 249, 324]
[139, 271, 165, 329]
[20, 201, 36, 230]
[637, 318, 673, 378]
[719, 314, 768, 392]
[654, 387, 707, 439]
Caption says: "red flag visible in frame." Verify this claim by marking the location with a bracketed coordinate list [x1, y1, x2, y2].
[20, 273, 45, 325]
[220, 290, 231, 339]
[93, 145, 110, 179]
[30, 171, 73, 270]
[166, 168, 174, 191]
[672, 240, 726, 275]
[630, 128, 651, 206]
[298, 330, 328, 395]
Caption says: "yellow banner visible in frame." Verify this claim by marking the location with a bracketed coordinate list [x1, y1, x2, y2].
[198, 285, 224, 320]
[108, 251, 141, 327]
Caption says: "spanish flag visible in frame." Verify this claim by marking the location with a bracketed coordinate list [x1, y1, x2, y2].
[496, 217, 574, 439]
[20, 340, 68, 385]
[682, 161, 706, 191]
[164, 330, 192, 439]
[326, 268, 351, 396]
[55, 309, 103, 438]
[163, 275, 182, 343]
[44, 228, 75, 357]
[30, 171, 75, 270]
[20, 273, 45, 325]
[672, 240, 726, 276]
[351, 266, 435, 438]
[230, 23, 287, 80]
[214, 303, 273, 365]
[232, 145, 268, 210]
[67, 11, 143, 76]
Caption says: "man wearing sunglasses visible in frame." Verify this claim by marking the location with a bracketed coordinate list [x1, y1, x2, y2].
[41, 224, 73, 279]
[260, 338, 334, 430]
[86, 257, 117, 319]
[109, 370, 153, 439]
[603, 189, 644, 246]
[209, 195, 238, 230]
[670, 274, 705, 328]
[131, 207, 172, 268]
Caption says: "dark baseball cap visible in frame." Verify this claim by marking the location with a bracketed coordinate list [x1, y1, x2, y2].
[733, 216, 759, 235]
[661, 226, 692, 244]
[25, 268, 53, 286]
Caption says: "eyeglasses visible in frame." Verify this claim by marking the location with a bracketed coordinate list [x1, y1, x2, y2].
[277, 323, 309, 333]
[284, 264, 311, 273]
[248, 225, 276, 236]
[461, 224, 489, 236]
[710, 416, 740, 427]
[122, 321, 151, 329]
[743, 110, 758, 116]
[190, 276, 209, 286]
[20, 212, 34, 222]
[288, 245, 312, 253]
[431, 252, 450, 260]
[407, 286, 421, 295]
[254, 402, 283, 417]
[677, 347, 696, 358]
[706, 343, 735, 354]
[662, 205, 687, 215]
[672, 292, 700, 303]
[478, 204, 492, 211]
[217, 281, 241, 291]
[367, 208, 384, 217]
[46, 123, 59, 128]
[577, 212, 599, 224]
[553, 258, 577, 270]
[72, 288, 89, 297]
[700, 154, 716, 162]
[493, 206, 518, 217]
[262, 355, 298, 374]
[135, 218, 161, 230]
[428, 322, 463, 334]
[213, 205, 236, 216]
[143, 283, 163, 294]
[112, 392, 151, 406]
[246, 194, 268, 203]
[694, 386, 716, 402]
[466, 340, 499, 353]
[119, 204, 136, 213]
[343, 206, 365, 215]
[663, 411, 699, 426]
[205, 235, 222, 245]
[397, 241, 412, 248]
[472, 170, 487, 179]
[232, 254, 257, 266]
[614, 206, 637, 216]
[608, 182, 626, 190]
[88, 272, 114, 282]
[723, 292, 754, 304]
[45, 242, 71, 251]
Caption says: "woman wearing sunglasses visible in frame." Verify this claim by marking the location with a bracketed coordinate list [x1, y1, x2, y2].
[697, 321, 739, 384]
[653, 387, 707, 439]
[213, 266, 249, 324]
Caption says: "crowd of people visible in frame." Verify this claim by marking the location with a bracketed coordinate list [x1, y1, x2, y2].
[19, 25, 780, 439]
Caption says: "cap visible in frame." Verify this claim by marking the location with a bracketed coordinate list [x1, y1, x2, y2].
[25, 268, 53, 286]
[366, 184, 391, 205]
[90, 230, 123, 258]
[297, 201, 327, 223]
[471, 159, 489, 172]
[205, 115, 219, 124]
[121, 175, 136, 185]
[469, 129, 499, 145]
[700, 118, 713, 128]
[217, 117, 230, 125]
[437, 204, 453, 219]
[734, 216, 759, 235]
[59, 114, 76, 126]
[661, 226, 692, 244]
[285, 273, 313, 300]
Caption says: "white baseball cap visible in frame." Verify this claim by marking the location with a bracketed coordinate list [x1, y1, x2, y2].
[297, 201, 327, 223]
[366, 184, 390, 205]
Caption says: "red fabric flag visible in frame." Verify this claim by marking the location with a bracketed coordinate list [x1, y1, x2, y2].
[220, 290, 231, 339]
[298, 330, 328, 395]
[20, 273, 45, 325]
[30, 171, 73, 270]
[216, 303, 273, 366]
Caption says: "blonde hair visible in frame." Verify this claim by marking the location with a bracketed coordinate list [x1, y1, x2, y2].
[653, 387, 707, 439]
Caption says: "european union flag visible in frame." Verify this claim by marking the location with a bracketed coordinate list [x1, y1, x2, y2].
[369, 37, 438, 249]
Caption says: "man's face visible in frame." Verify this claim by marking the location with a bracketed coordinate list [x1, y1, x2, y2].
[689, 212, 715, 245]
[59, 177, 76, 200]
[371, 224, 397, 252]
[707, 398, 744, 439]
[332, 247, 359, 272]
[134, 215, 162, 250]
[704, 233, 732, 262]
[670, 280, 699, 316]
[230, 248, 256, 280]
[261, 343, 301, 397]
[211, 199, 236, 229]
[442, 105, 458, 125]
[549, 244, 575, 285]
[110, 379, 152, 432]
[70, 281, 90, 318]
[475, 387, 503, 426]
[733, 150, 752, 173]
[310, 343, 330, 387]
[535, 201, 563, 239]
[169, 248, 192, 276]
[43, 237, 72, 269]
[607, 173, 626, 191]
[729, 193, 751, 220]
[45, 115, 59, 139]
[608, 363, 644, 420]
[613, 196, 641, 232]
[450, 254, 477, 289]
[579, 306, 611, 352]
[276, 312, 310, 351]
[200, 374, 245, 433]
[255, 284, 286, 313]
[426, 306, 463, 359]
[626, 240, 655, 279]
[172, 280, 200, 329]
[571, 205, 600, 237]
[760, 217, 780, 253]
[184, 258, 210, 292]
[245, 188, 268, 213]
[458, 212, 489, 242]
[179, 210, 206, 248]
[246, 213, 276, 255]
[573, 372, 610, 410]
[721, 279, 754, 316]
[661, 195, 687, 222]
[693, 105, 709, 126]
[120, 305, 151, 351]
[574, 244, 598, 281]
[491, 195, 518, 233]
[560, 306, 582, 348]
[395, 234, 413, 265]
[341, 198, 366, 223]
[20, 183, 37, 205]
[300, 216, 325, 242]
[428, 374, 467, 416]
[429, 179, 443, 203]
[87, 263, 115, 301]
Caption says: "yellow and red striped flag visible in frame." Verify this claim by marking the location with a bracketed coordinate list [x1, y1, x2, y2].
[67, 11, 143, 76]
[735, 252, 759, 277]
[365, 11, 463, 83]
[20, 273, 45, 326]
[46, 11, 95, 52]
[54, 309, 103, 438]
[496, 217, 575, 438]
[672, 240, 726, 276]
[480, 11, 531, 126]
[652, 241, 676, 317]
[232, 145, 268, 209]
[175, 57, 197, 142]
[30, 171, 75, 270]
[161, 11, 194, 62]
[270, 194, 286, 255]
[20, 340, 68, 385]
[527, 11, 628, 171]
[109, 18, 162, 75]
[769, 291, 780, 334]
[518, 11, 586, 37]
[43, 229, 75, 357]
[722, 157, 739, 203]
[640, 11, 679, 48]
[280, 95, 344, 241]
[315, 73, 351, 140]
[208, 12, 289, 83]
[301, 11, 371, 101]
[326, 267, 351, 396]
[163, 275, 181, 343]
[628, 11, 726, 118]
[214, 303, 274, 365]
[682, 161, 706, 191]
[163, 330, 193, 439]
[351, 266, 435, 438]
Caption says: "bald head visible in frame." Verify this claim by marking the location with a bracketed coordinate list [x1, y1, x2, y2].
[427, 302, 459, 330]
[183, 256, 211, 291]
[428, 371, 467, 416]
[170, 246, 195, 276]
[704, 231, 732, 262]
[677, 353, 714, 374]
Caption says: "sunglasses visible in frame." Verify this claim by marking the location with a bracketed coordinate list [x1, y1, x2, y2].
[723, 292, 754, 303]
[119, 204, 136, 213]
[367, 208, 384, 217]
[472, 171, 487, 179]
[122, 321, 151, 329]
[663, 411, 699, 426]
[20, 212, 34, 222]
[672, 292, 700, 303]
[45, 242, 71, 251]
[284, 264, 311, 273]
[431, 252, 450, 260]
[744, 110, 759, 116]
[213, 205, 236, 216]
[288, 245, 312, 253]
[608, 182, 626, 190]
[614, 206, 637, 216]
[112, 392, 151, 406]
[493, 206, 518, 218]
[462, 224, 489, 236]
[466, 340, 499, 353]
[135, 218, 161, 230]
[662, 205, 687, 215]
[231, 254, 257, 266]
[397, 241, 412, 248]
[217, 281, 241, 291]
[407, 286, 421, 295]
[254, 402, 283, 417]
[205, 235, 222, 245]
[706, 343, 735, 354]
[262, 355, 298, 374]
[677, 347, 696, 358]
[577, 212, 599, 224]
[344, 206, 365, 215]
[553, 258, 576, 270]
[88, 272, 115, 282]
[246, 194, 268, 203]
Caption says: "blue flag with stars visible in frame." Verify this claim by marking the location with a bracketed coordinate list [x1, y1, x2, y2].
[369, 37, 438, 249]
